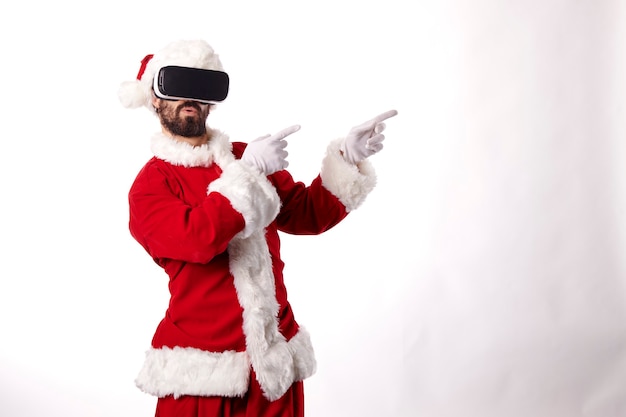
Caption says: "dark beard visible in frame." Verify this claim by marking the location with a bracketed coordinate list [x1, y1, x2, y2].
[159, 101, 207, 137]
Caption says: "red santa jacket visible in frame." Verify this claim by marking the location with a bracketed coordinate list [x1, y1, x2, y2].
[129, 128, 376, 401]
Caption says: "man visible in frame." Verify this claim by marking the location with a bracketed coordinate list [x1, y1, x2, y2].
[118, 39, 397, 417]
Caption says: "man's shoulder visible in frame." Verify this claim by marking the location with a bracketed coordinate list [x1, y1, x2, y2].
[130, 157, 171, 185]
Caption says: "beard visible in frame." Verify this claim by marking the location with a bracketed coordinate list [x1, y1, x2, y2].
[158, 101, 208, 137]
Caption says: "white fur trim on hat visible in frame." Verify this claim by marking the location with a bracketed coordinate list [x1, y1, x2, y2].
[118, 39, 225, 114]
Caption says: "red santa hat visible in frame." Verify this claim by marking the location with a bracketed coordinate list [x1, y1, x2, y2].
[118, 39, 225, 114]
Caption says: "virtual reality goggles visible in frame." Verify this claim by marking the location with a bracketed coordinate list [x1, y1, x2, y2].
[153, 66, 230, 104]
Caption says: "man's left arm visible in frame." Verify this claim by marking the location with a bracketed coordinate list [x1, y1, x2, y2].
[272, 110, 398, 235]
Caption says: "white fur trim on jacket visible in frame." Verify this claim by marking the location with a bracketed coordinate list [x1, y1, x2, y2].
[229, 232, 317, 401]
[320, 138, 377, 212]
[136, 348, 250, 398]
[135, 328, 315, 399]
[150, 129, 235, 168]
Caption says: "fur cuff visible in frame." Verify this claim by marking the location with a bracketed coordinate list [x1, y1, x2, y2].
[208, 160, 280, 238]
[320, 138, 377, 212]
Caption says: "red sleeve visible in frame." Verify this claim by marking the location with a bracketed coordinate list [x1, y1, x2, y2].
[128, 160, 245, 264]
[270, 170, 348, 235]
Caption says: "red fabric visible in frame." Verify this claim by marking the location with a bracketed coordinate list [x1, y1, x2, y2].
[155, 373, 304, 417]
[137, 54, 154, 80]
[128, 143, 348, 353]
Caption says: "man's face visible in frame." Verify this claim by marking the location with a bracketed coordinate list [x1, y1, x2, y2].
[156, 99, 211, 138]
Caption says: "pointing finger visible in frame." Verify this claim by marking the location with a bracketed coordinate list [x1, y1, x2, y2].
[352, 110, 398, 134]
[272, 124, 301, 141]
[371, 109, 398, 124]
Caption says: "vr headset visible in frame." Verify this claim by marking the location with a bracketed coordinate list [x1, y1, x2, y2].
[153, 65, 230, 104]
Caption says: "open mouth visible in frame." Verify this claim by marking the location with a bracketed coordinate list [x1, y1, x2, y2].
[179, 105, 201, 117]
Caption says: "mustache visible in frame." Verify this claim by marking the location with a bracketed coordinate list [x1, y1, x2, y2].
[177, 101, 202, 112]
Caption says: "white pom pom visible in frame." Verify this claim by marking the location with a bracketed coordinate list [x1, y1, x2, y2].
[118, 80, 147, 109]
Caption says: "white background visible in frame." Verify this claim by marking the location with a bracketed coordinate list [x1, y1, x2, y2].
[1, 1, 625, 416]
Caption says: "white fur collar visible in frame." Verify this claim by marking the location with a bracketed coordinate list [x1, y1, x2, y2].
[150, 129, 235, 168]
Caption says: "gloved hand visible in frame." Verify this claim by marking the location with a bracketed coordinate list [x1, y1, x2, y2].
[340, 110, 398, 164]
[241, 125, 301, 175]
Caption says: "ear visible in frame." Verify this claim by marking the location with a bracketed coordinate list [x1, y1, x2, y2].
[151, 92, 161, 112]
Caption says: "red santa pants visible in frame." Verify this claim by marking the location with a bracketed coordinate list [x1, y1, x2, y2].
[154, 375, 304, 417]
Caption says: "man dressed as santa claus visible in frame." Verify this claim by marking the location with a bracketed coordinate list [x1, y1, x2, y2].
[118, 39, 397, 417]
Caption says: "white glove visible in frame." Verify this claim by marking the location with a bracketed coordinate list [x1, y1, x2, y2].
[241, 125, 301, 175]
[340, 110, 398, 164]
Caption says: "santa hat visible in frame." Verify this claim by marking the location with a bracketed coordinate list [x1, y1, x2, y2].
[118, 40, 225, 114]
